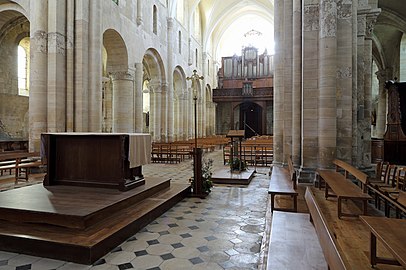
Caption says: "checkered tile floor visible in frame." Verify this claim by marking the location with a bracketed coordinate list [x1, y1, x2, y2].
[0, 150, 270, 270]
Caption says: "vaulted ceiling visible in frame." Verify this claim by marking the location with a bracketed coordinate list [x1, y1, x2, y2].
[169, 0, 274, 58]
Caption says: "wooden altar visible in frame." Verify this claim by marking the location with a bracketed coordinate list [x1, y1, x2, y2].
[41, 133, 151, 191]
[384, 81, 406, 165]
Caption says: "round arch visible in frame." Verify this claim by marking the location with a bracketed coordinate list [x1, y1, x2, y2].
[0, 6, 30, 140]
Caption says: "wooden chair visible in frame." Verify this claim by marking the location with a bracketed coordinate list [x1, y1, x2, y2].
[369, 161, 389, 184]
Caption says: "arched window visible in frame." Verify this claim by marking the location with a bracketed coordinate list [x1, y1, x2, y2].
[153, 5, 157, 34]
[178, 31, 182, 54]
[195, 48, 198, 67]
[18, 37, 30, 96]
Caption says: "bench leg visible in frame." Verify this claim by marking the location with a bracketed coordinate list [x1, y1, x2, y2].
[325, 183, 329, 199]
[271, 193, 275, 212]
[370, 232, 377, 267]
[293, 195, 298, 212]
[363, 200, 368, 216]
[337, 197, 342, 219]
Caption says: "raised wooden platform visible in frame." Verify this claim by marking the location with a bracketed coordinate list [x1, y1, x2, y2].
[0, 178, 190, 264]
[211, 168, 255, 185]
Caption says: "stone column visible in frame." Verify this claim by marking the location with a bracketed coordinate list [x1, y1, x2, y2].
[292, 0, 302, 166]
[111, 71, 134, 133]
[283, 0, 293, 164]
[150, 81, 161, 141]
[136, 0, 143, 26]
[318, 0, 337, 168]
[134, 62, 144, 132]
[74, 0, 89, 131]
[29, 0, 48, 151]
[167, 18, 174, 142]
[362, 12, 379, 166]
[375, 70, 388, 139]
[336, 0, 353, 162]
[88, 0, 102, 132]
[47, 0, 66, 133]
[66, 0, 74, 131]
[355, 8, 380, 167]
[273, 0, 284, 166]
[161, 83, 168, 141]
[301, 1, 319, 180]
[149, 84, 156, 141]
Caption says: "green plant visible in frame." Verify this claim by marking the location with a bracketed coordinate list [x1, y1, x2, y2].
[229, 158, 247, 171]
[190, 158, 214, 194]
[201, 158, 213, 193]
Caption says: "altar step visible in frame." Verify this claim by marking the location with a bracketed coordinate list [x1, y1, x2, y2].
[0, 178, 190, 264]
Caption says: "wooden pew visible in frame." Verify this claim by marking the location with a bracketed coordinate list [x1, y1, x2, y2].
[268, 157, 298, 212]
[0, 152, 42, 183]
[316, 159, 371, 218]
[305, 187, 350, 270]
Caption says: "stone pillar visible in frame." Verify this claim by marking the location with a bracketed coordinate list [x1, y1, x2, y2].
[74, 0, 89, 131]
[355, 8, 380, 167]
[318, 0, 337, 168]
[301, 1, 319, 179]
[283, 0, 293, 164]
[181, 91, 187, 140]
[150, 81, 161, 141]
[136, 0, 143, 26]
[375, 70, 388, 139]
[111, 71, 134, 133]
[29, 0, 48, 151]
[134, 63, 144, 132]
[88, 0, 102, 132]
[202, 53, 208, 137]
[149, 84, 156, 141]
[292, 0, 301, 166]
[336, 0, 353, 162]
[161, 83, 168, 141]
[47, 0, 66, 133]
[273, 0, 284, 166]
[66, 0, 74, 131]
[167, 18, 174, 142]
[362, 12, 379, 167]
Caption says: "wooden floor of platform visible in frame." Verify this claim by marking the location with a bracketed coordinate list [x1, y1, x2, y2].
[0, 177, 170, 229]
[211, 168, 255, 185]
[0, 178, 190, 264]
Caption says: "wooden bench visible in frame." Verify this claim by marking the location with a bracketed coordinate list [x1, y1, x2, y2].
[0, 152, 42, 183]
[266, 211, 327, 269]
[268, 157, 298, 212]
[305, 187, 350, 270]
[316, 159, 371, 218]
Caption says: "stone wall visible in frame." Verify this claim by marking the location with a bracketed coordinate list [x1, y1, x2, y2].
[0, 93, 29, 139]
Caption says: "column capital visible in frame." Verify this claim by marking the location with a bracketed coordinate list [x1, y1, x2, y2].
[110, 71, 134, 81]
[167, 17, 174, 29]
[365, 10, 380, 39]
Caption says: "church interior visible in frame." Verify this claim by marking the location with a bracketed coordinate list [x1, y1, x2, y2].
[0, 0, 406, 269]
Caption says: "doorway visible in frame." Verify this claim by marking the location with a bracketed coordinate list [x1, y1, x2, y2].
[239, 102, 262, 138]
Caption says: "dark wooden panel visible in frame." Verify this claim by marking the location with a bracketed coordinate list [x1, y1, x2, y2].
[371, 138, 384, 164]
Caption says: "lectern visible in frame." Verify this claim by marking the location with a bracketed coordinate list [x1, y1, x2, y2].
[226, 130, 245, 172]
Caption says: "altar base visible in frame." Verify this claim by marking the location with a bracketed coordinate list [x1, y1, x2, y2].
[211, 168, 255, 185]
[0, 177, 190, 264]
